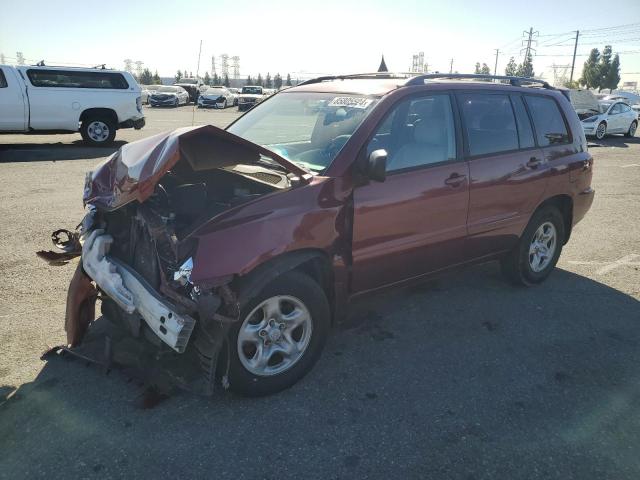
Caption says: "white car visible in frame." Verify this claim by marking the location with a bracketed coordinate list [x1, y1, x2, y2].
[238, 85, 266, 111]
[148, 86, 190, 107]
[197, 86, 236, 108]
[581, 101, 638, 140]
[0, 64, 144, 146]
[141, 84, 163, 104]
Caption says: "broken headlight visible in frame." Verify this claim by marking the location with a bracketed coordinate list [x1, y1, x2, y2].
[173, 257, 193, 286]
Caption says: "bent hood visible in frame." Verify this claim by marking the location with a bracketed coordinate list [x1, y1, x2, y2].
[84, 124, 310, 211]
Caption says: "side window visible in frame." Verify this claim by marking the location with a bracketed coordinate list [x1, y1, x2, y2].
[367, 95, 456, 172]
[459, 93, 519, 156]
[525, 95, 570, 146]
[511, 96, 535, 149]
[0, 69, 7, 88]
[610, 103, 623, 114]
[26, 69, 129, 89]
[621, 104, 631, 113]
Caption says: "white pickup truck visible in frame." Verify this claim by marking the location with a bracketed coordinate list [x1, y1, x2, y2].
[0, 65, 145, 146]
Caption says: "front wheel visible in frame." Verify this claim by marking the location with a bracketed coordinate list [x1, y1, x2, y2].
[595, 121, 607, 140]
[501, 205, 565, 286]
[625, 121, 637, 138]
[80, 117, 116, 146]
[225, 271, 330, 396]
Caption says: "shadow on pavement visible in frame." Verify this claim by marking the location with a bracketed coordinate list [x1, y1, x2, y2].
[0, 140, 126, 163]
[589, 135, 640, 149]
[2, 264, 640, 479]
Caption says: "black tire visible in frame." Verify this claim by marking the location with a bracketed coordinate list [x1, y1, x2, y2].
[625, 121, 637, 138]
[225, 271, 330, 397]
[174, 98, 179, 108]
[234, 98, 238, 106]
[501, 205, 565, 286]
[80, 116, 116, 146]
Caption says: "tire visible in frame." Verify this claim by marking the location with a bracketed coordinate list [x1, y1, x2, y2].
[501, 205, 565, 286]
[222, 99, 227, 109]
[174, 98, 179, 108]
[234, 98, 238, 107]
[625, 121, 637, 138]
[80, 116, 116, 146]
[225, 271, 330, 397]
[595, 121, 607, 140]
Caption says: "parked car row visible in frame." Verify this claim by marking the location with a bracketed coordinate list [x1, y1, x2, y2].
[569, 89, 638, 140]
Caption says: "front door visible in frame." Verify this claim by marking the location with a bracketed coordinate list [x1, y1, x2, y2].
[351, 93, 469, 294]
[0, 67, 27, 131]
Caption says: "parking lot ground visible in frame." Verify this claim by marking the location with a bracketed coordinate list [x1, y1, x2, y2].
[0, 111, 639, 479]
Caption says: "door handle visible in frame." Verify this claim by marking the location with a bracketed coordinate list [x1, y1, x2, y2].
[526, 157, 543, 169]
[444, 173, 466, 187]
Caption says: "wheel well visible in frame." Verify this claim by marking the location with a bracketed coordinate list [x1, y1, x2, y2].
[536, 195, 573, 244]
[79, 108, 118, 127]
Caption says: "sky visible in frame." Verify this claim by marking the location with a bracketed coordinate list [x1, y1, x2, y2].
[1, 0, 639, 86]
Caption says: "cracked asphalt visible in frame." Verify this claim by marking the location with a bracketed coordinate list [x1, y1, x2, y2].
[1, 106, 639, 479]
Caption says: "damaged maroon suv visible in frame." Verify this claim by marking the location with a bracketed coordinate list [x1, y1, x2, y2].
[41, 73, 594, 397]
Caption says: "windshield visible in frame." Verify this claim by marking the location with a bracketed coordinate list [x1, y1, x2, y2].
[242, 87, 262, 95]
[599, 102, 612, 113]
[227, 92, 379, 172]
[158, 86, 179, 93]
[205, 88, 224, 94]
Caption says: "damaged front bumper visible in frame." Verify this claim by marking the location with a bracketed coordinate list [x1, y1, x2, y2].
[81, 229, 196, 353]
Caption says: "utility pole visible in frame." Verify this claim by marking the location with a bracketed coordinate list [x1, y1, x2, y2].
[569, 30, 579, 84]
[493, 49, 500, 75]
[449, 58, 453, 74]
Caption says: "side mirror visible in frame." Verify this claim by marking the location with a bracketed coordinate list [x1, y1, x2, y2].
[368, 149, 387, 182]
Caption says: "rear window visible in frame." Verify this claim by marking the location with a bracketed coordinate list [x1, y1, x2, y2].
[459, 93, 519, 156]
[524, 95, 570, 146]
[0, 69, 7, 88]
[26, 69, 129, 89]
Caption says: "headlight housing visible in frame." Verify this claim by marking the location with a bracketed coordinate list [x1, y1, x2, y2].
[582, 116, 599, 123]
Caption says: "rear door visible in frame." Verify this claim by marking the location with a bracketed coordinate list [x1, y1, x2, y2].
[351, 93, 469, 293]
[607, 103, 625, 132]
[0, 67, 27, 131]
[457, 91, 548, 258]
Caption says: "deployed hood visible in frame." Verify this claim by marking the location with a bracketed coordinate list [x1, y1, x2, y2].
[569, 89, 600, 114]
[84, 125, 310, 211]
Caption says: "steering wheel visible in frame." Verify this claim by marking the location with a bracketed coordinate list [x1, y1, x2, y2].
[325, 135, 352, 159]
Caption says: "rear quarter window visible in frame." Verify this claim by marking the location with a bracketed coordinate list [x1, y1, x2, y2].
[26, 69, 129, 89]
[524, 95, 570, 146]
[0, 69, 7, 88]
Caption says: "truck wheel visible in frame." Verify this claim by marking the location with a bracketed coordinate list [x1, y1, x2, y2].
[501, 205, 565, 286]
[80, 117, 116, 146]
[226, 271, 330, 397]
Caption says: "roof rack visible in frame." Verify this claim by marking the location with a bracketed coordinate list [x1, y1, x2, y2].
[405, 73, 553, 89]
[297, 72, 416, 86]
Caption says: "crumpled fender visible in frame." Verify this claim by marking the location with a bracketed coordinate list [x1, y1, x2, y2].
[65, 262, 98, 347]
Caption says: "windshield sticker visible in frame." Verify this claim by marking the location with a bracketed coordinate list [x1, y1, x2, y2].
[328, 97, 373, 109]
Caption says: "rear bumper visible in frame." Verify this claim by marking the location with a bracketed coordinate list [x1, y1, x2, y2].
[119, 117, 146, 130]
[573, 187, 595, 226]
[81, 229, 195, 353]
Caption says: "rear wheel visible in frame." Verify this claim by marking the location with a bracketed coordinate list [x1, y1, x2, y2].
[625, 121, 637, 138]
[501, 205, 565, 286]
[225, 271, 330, 397]
[595, 121, 607, 140]
[80, 117, 116, 146]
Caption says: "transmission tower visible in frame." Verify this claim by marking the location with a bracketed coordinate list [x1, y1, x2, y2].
[0, 53, 5, 64]
[16, 52, 25, 65]
[134, 60, 144, 78]
[124, 59, 133, 73]
[551, 63, 570, 87]
[520, 27, 538, 59]
[231, 56, 240, 80]
[220, 54, 229, 77]
[211, 55, 216, 76]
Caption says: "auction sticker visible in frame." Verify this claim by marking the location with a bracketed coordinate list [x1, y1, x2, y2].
[328, 97, 373, 109]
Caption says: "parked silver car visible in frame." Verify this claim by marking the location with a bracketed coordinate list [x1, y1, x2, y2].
[148, 86, 190, 107]
[581, 101, 638, 140]
[197, 86, 237, 108]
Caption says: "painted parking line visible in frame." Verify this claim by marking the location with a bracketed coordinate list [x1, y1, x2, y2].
[621, 164, 640, 168]
[566, 254, 640, 274]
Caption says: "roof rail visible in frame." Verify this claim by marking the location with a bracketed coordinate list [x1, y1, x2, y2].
[405, 73, 553, 89]
[297, 72, 416, 86]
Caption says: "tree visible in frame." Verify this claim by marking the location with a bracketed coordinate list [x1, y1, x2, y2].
[598, 45, 612, 92]
[286, 73, 292, 86]
[274, 73, 283, 89]
[152, 70, 161, 84]
[204, 71, 211, 85]
[139, 68, 153, 85]
[223, 74, 230, 87]
[257, 73, 263, 86]
[580, 48, 600, 89]
[474, 62, 481, 74]
[603, 53, 621, 92]
[265, 72, 272, 88]
[213, 73, 220, 85]
[516, 52, 534, 78]
[505, 57, 517, 76]
[175, 70, 183, 83]
[481, 63, 491, 75]
[245, 75, 253, 85]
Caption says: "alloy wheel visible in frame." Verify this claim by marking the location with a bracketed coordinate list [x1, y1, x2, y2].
[529, 221, 557, 273]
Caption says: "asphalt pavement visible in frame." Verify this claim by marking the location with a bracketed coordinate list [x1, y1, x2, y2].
[0, 106, 639, 479]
